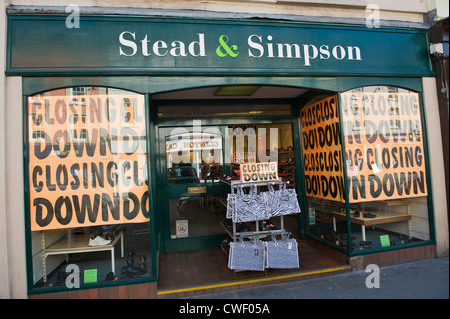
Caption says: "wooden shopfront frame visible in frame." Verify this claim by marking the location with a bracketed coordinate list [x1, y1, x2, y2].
[8, 13, 437, 295]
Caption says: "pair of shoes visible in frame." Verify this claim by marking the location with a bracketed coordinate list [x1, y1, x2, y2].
[121, 251, 147, 277]
[89, 236, 111, 246]
[363, 212, 376, 218]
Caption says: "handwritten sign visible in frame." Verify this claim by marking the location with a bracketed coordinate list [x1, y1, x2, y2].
[240, 162, 278, 183]
[28, 91, 150, 231]
[300, 95, 344, 202]
[340, 91, 427, 202]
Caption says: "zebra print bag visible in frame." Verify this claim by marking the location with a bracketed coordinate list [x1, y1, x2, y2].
[228, 236, 266, 271]
[232, 185, 270, 223]
[265, 232, 299, 269]
[265, 182, 301, 217]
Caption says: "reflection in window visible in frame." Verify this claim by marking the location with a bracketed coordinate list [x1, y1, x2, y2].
[27, 87, 152, 290]
[165, 129, 224, 184]
[303, 88, 431, 252]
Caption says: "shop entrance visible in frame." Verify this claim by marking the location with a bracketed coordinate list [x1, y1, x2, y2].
[153, 86, 352, 295]
[159, 125, 230, 252]
[158, 120, 302, 253]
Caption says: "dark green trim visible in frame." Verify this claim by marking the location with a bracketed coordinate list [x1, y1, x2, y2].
[27, 275, 158, 296]
[21, 75, 438, 294]
[349, 239, 436, 257]
[291, 103, 306, 240]
[337, 92, 354, 255]
[22, 76, 424, 96]
[144, 93, 159, 281]
[23, 87, 159, 295]
[7, 15, 434, 77]
[23, 92, 34, 294]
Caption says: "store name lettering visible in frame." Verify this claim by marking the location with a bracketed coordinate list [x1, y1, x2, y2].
[118, 31, 363, 66]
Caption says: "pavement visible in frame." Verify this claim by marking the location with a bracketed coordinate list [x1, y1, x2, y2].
[184, 257, 449, 299]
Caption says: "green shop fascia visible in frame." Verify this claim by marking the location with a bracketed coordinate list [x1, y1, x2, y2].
[6, 13, 436, 292]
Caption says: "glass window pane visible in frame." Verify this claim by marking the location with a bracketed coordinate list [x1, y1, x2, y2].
[299, 95, 349, 250]
[165, 129, 224, 184]
[340, 86, 430, 251]
[28, 87, 153, 290]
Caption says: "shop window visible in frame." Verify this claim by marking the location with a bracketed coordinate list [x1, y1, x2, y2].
[164, 123, 298, 240]
[302, 87, 431, 252]
[27, 87, 153, 290]
[300, 95, 348, 250]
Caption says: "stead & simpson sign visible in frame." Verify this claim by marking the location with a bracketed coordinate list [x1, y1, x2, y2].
[7, 15, 432, 76]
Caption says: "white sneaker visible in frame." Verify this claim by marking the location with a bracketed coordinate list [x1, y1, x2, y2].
[89, 236, 111, 247]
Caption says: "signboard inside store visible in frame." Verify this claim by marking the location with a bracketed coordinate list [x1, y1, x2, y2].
[28, 94, 150, 231]
[300, 92, 427, 203]
[240, 162, 279, 183]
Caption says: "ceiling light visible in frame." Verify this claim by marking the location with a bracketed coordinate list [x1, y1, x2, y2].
[214, 85, 261, 96]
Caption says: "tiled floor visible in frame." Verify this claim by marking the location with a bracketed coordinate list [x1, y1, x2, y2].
[158, 238, 347, 291]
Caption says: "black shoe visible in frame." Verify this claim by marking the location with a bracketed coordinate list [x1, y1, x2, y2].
[105, 272, 116, 281]
[363, 212, 376, 218]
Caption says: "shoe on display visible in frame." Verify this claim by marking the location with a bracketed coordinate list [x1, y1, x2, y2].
[363, 212, 376, 218]
[89, 236, 111, 246]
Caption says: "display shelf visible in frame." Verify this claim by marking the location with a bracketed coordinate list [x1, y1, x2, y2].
[323, 200, 412, 242]
[41, 231, 124, 283]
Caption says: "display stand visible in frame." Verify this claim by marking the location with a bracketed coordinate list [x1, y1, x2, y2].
[222, 178, 301, 271]
[225, 180, 287, 242]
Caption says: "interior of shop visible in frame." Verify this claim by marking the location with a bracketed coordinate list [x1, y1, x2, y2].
[28, 84, 431, 293]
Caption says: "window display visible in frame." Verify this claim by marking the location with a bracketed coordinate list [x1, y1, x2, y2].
[28, 87, 153, 289]
[302, 88, 431, 252]
[341, 86, 430, 250]
[164, 123, 299, 241]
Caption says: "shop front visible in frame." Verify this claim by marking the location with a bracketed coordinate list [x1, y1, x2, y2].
[6, 13, 440, 298]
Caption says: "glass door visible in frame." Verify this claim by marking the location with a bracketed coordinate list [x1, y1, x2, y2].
[159, 125, 230, 251]
[158, 122, 301, 252]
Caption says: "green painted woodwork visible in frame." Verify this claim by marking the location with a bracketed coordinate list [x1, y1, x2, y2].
[8, 15, 433, 77]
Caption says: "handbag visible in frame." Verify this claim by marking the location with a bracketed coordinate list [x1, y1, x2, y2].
[228, 235, 266, 271]
[264, 182, 301, 217]
[265, 232, 300, 269]
[232, 185, 270, 223]
[226, 193, 236, 219]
